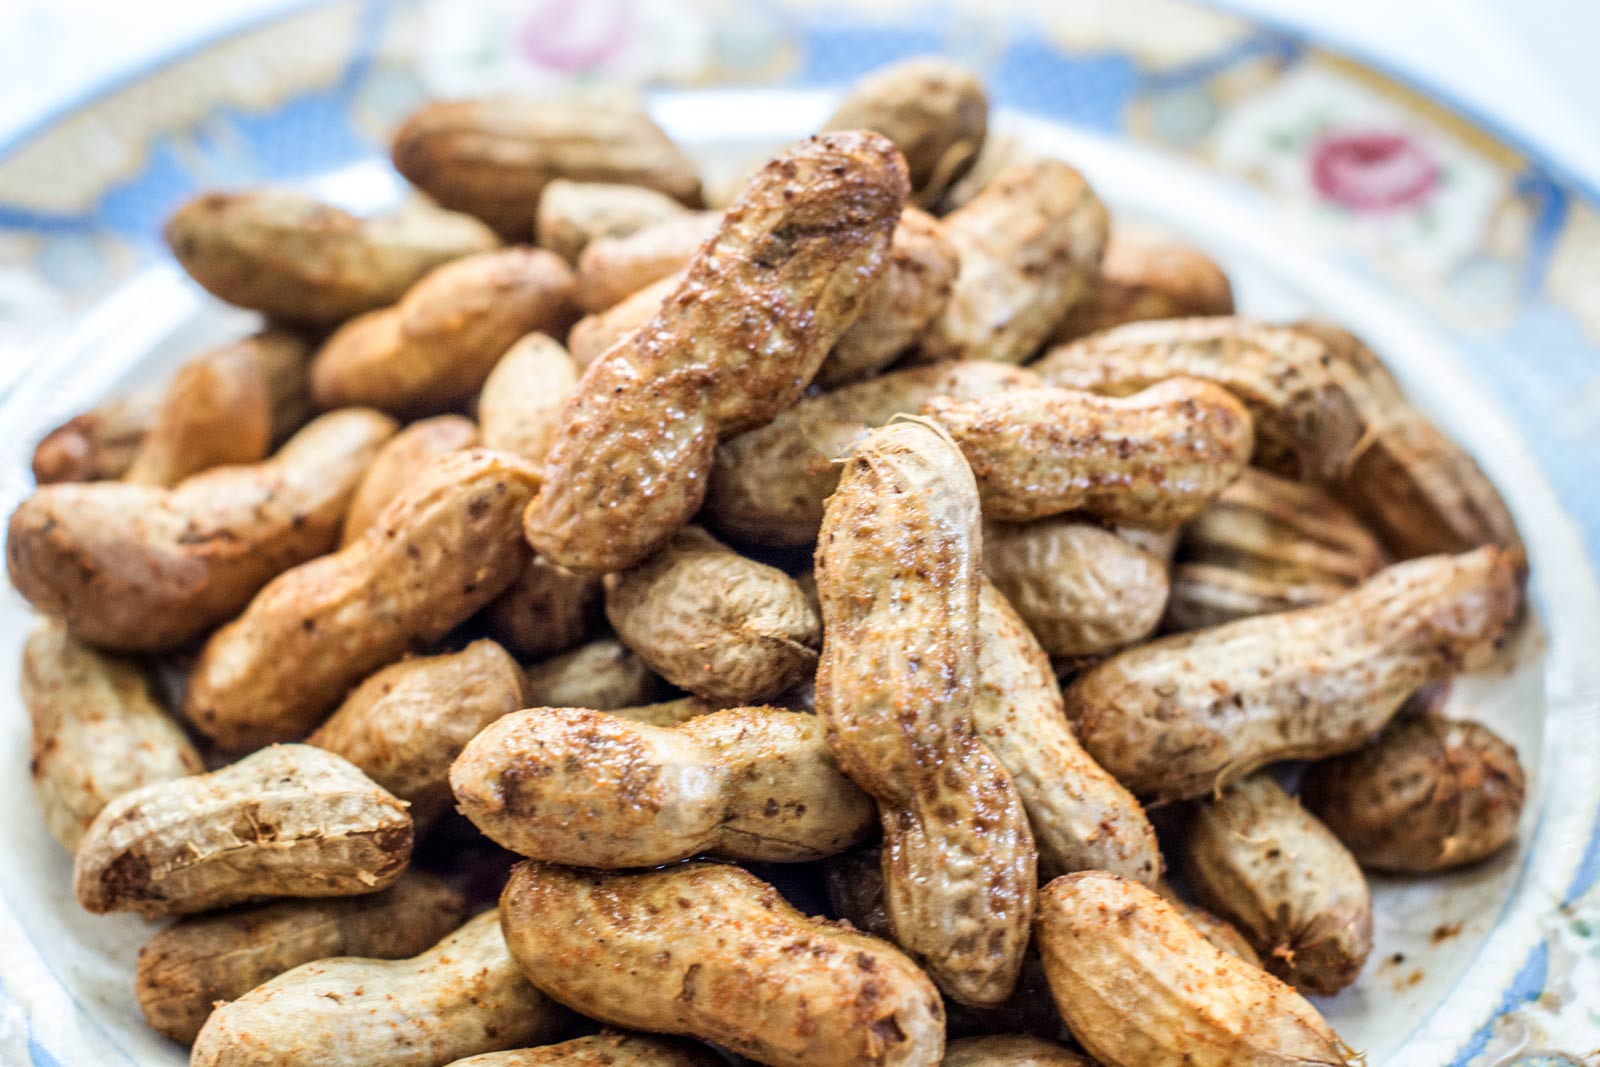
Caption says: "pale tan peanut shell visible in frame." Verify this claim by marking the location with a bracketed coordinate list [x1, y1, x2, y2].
[1051, 230, 1234, 344]
[483, 554, 602, 658]
[311, 248, 579, 416]
[446, 1033, 723, 1067]
[974, 582, 1161, 883]
[567, 273, 679, 367]
[937, 134, 1035, 214]
[1156, 890, 1263, 968]
[605, 695, 726, 727]
[1301, 713, 1525, 873]
[186, 448, 539, 750]
[8, 408, 397, 651]
[604, 527, 820, 703]
[477, 332, 580, 463]
[522, 637, 664, 710]
[1185, 774, 1373, 995]
[501, 861, 945, 1067]
[1067, 546, 1519, 802]
[392, 94, 703, 238]
[21, 622, 202, 852]
[922, 379, 1254, 526]
[574, 211, 719, 312]
[983, 519, 1168, 659]
[191, 909, 566, 1067]
[166, 191, 500, 324]
[309, 640, 527, 824]
[943, 1036, 1092, 1067]
[452, 705, 871, 866]
[915, 159, 1107, 365]
[1035, 871, 1351, 1067]
[74, 744, 411, 918]
[816, 418, 1036, 1007]
[706, 360, 1039, 545]
[1166, 467, 1386, 630]
[824, 57, 987, 207]
[123, 330, 310, 487]
[536, 178, 690, 264]
[341, 414, 479, 545]
[136, 871, 466, 1044]
[32, 384, 162, 483]
[526, 132, 909, 573]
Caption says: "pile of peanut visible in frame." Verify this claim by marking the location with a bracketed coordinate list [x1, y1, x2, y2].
[8, 56, 1529, 1067]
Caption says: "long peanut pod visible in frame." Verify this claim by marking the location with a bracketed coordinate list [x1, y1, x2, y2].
[446, 1033, 723, 1067]
[816, 418, 1035, 1007]
[1067, 547, 1519, 801]
[524, 131, 909, 573]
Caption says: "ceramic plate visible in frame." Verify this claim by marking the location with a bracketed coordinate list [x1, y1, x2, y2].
[1, 2, 1597, 1064]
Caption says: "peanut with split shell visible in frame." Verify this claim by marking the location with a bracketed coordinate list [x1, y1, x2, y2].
[1184, 774, 1373, 995]
[73, 744, 412, 918]
[1035, 871, 1351, 1067]
[185, 448, 539, 750]
[22, 621, 202, 852]
[8, 408, 397, 651]
[1051, 230, 1234, 344]
[536, 178, 691, 264]
[816, 418, 1036, 1007]
[574, 211, 718, 312]
[136, 871, 466, 1044]
[477, 333, 580, 463]
[604, 526, 820, 703]
[341, 414, 479, 545]
[1067, 547, 1519, 801]
[522, 637, 664, 711]
[484, 554, 602, 659]
[191, 908, 566, 1067]
[452, 705, 872, 865]
[500, 860, 945, 1067]
[525, 131, 909, 573]
[446, 1033, 723, 1067]
[165, 191, 500, 324]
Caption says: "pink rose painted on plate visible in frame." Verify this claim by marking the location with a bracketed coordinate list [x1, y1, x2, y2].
[1311, 130, 1439, 212]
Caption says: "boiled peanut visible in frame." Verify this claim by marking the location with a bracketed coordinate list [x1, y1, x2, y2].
[1301, 713, 1525, 872]
[186, 448, 539, 750]
[500, 861, 945, 1067]
[453, 705, 870, 864]
[567, 273, 678, 367]
[1155, 886, 1263, 967]
[341, 414, 478, 545]
[1067, 547, 1519, 801]
[484, 554, 601, 658]
[574, 211, 718, 312]
[824, 57, 987, 207]
[31, 384, 162, 483]
[74, 744, 411, 917]
[706, 360, 1039, 545]
[1051, 230, 1234, 344]
[1166, 468, 1385, 630]
[393, 95, 703, 238]
[604, 527, 819, 702]
[8, 408, 396, 651]
[526, 132, 909, 573]
[922, 380, 1253, 525]
[311, 248, 579, 416]
[22, 621, 201, 852]
[446, 1033, 723, 1067]
[983, 519, 1168, 659]
[943, 1036, 1091, 1067]
[309, 640, 527, 824]
[1185, 774, 1373, 994]
[816, 418, 1036, 1006]
[477, 332, 580, 463]
[166, 191, 499, 324]
[536, 178, 690, 264]
[1035, 871, 1351, 1067]
[136, 871, 465, 1044]
[191, 909, 566, 1067]
[916, 160, 1106, 364]
[522, 637, 664, 711]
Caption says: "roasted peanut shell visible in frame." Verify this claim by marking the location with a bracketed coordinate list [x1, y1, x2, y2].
[477, 332, 580, 463]
[136, 871, 466, 1044]
[706, 360, 1038, 546]
[484, 554, 602, 659]
[8, 408, 397, 651]
[185, 448, 539, 750]
[452, 705, 872, 865]
[341, 414, 479, 546]
[1051, 231, 1234, 344]
[521, 637, 664, 711]
[574, 211, 719, 312]
[22, 621, 202, 852]
[446, 1033, 723, 1067]
[604, 526, 820, 703]
[525, 131, 909, 573]
[31, 384, 162, 484]
[73, 744, 412, 917]
[536, 178, 690, 264]
[1067, 547, 1519, 801]
[1035, 871, 1351, 1067]
[942, 1036, 1092, 1067]
[501, 861, 945, 1067]
[1301, 713, 1525, 873]
[567, 273, 679, 368]
[165, 191, 500, 323]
